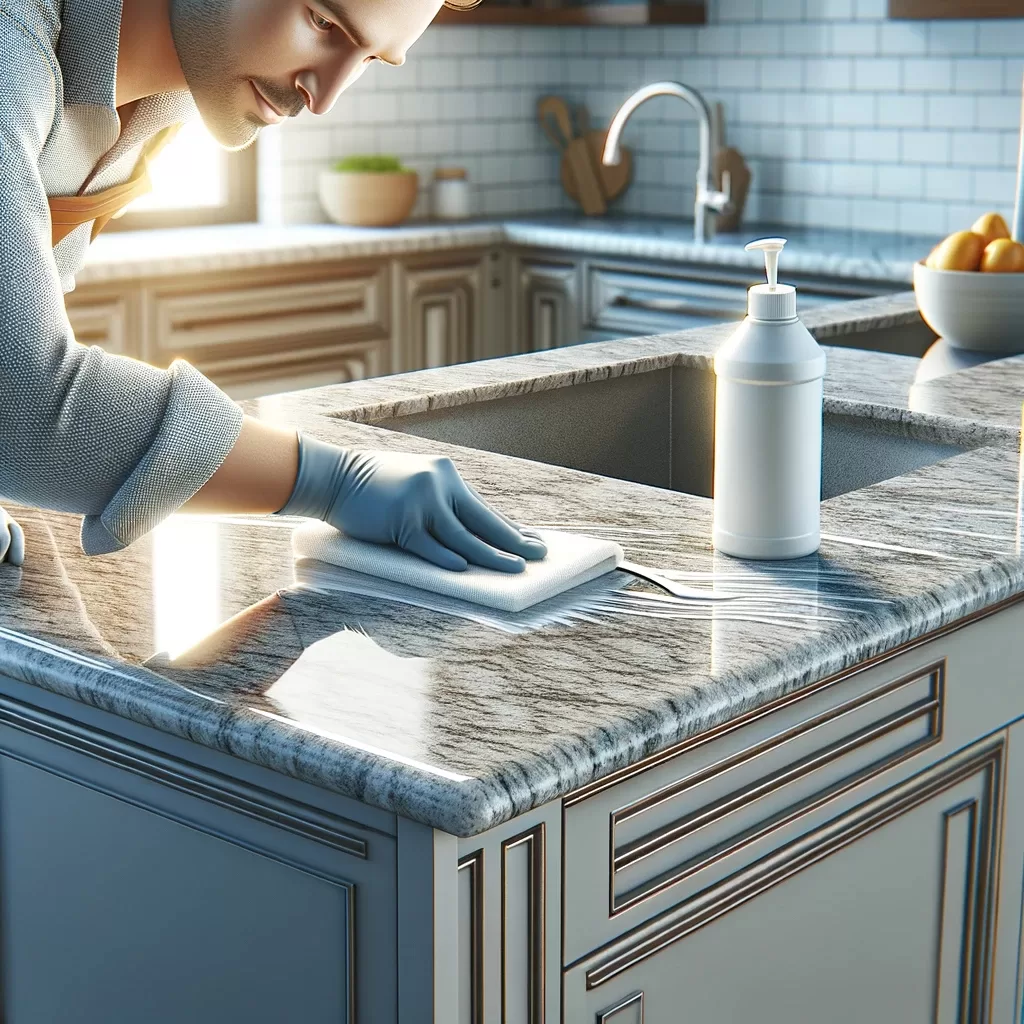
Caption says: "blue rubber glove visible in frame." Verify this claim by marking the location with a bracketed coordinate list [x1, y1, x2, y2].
[274, 433, 547, 573]
[0, 507, 25, 566]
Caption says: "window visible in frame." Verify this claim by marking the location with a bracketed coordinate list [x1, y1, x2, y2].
[109, 120, 258, 231]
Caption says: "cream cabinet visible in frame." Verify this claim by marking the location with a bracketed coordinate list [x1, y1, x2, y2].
[393, 250, 506, 372]
[442, 597, 1024, 1023]
[510, 255, 582, 353]
[65, 250, 503, 400]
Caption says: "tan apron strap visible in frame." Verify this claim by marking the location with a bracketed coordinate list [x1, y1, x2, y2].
[48, 123, 184, 248]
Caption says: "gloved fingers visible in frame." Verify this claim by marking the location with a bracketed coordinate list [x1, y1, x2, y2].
[453, 484, 548, 561]
[7, 517, 24, 566]
[0, 516, 9, 564]
[430, 507, 527, 574]
[401, 530, 469, 572]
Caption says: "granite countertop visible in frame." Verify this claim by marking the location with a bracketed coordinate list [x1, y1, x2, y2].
[3, 293, 1021, 838]
[79, 216, 938, 286]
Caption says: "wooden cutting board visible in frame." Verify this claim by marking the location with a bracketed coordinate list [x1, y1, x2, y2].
[713, 102, 752, 234]
[562, 130, 633, 207]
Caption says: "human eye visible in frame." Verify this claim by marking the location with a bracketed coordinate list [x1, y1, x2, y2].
[308, 8, 334, 31]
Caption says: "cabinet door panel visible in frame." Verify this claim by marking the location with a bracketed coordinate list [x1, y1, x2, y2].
[566, 739, 1002, 1024]
[512, 256, 581, 353]
[0, 713, 398, 1024]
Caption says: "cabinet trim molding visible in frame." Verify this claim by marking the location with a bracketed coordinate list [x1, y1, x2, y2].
[598, 990, 645, 1023]
[501, 824, 547, 1024]
[609, 661, 944, 916]
[565, 591, 1024, 807]
[0, 690, 368, 859]
[585, 738, 1004, 1003]
[459, 849, 485, 1024]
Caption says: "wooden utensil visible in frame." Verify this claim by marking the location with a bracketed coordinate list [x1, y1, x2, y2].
[562, 131, 633, 206]
[537, 95, 607, 216]
[713, 102, 752, 235]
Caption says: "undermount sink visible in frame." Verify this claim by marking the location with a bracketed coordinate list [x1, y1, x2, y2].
[373, 364, 974, 501]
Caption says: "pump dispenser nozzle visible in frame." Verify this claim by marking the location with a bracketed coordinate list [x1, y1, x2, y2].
[744, 237, 796, 321]
[745, 237, 787, 290]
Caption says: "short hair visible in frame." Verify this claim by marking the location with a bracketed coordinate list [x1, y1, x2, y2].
[443, 0, 484, 8]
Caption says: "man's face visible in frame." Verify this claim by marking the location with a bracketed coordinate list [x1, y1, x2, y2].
[169, 0, 444, 149]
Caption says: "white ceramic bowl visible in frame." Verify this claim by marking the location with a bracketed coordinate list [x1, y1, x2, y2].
[318, 170, 419, 227]
[914, 260, 1024, 353]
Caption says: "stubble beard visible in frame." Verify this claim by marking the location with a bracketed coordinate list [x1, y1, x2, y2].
[168, 0, 261, 150]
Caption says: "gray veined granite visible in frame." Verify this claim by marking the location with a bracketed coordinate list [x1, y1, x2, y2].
[78, 217, 939, 286]
[2, 294, 1023, 837]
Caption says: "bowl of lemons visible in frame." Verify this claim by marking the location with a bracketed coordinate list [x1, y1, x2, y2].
[914, 212, 1024, 353]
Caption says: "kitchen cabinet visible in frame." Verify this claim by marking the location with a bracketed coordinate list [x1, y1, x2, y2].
[393, 250, 503, 371]
[889, 0, 1024, 17]
[65, 243, 910, 398]
[452, 597, 1024, 1023]
[5, 521, 1024, 1021]
[0, 684, 399, 1024]
[511, 254, 583, 353]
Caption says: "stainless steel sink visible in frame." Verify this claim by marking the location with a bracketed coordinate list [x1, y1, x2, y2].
[373, 364, 974, 500]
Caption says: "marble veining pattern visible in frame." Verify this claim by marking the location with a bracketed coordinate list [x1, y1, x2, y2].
[78, 218, 937, 286]
[1, 295, 1022, 837]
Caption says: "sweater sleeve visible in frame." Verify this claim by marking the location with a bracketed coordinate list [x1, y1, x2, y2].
[0, 10, 244, 555]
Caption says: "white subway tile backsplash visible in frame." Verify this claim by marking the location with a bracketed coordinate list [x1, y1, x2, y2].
[954, 58, 1008, 94]
[852, 57, 901, 91]
[900, 57, 954, 92]
[979, 20, 1024, 56]
[830, 22, 879, 56]
[876, 93, 926, 128]
[830, 161, 875, 196]
[900, 130, 950, 165]
[948, 130, 1003, 167]
[270, 2, 1024, 237]
[926, 94, 977, 129]
[851, 128, 899, 162]
[878, 21, 928, 57]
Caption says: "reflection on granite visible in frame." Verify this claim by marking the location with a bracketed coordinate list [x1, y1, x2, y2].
[79, 217, 938, 286]
[1, 297, 1022, 836]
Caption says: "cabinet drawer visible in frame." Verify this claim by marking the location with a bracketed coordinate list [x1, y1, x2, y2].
[144, 262, 390, 368]
[563, 650, 946, 964]
[563, 597, 1024, 965]
[587, 266, 749, 335]
[586, 262, 894, 337]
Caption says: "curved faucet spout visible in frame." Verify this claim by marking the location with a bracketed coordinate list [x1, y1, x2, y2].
[602, 81, 732, 243]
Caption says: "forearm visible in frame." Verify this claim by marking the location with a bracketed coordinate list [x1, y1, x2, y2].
[181, 415, 299, 515]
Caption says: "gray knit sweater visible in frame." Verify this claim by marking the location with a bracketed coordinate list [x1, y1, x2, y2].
[0, 0, 244, 555]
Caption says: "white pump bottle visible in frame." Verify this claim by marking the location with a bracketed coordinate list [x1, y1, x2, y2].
[712, 238, 827, 560]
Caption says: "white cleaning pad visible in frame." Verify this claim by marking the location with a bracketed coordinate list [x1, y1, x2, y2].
[291, 523, 624, 613]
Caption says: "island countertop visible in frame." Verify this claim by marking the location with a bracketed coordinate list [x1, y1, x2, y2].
[2, 293, 1023, 837]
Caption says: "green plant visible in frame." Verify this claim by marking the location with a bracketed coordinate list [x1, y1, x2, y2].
[331, 155, 408, 174]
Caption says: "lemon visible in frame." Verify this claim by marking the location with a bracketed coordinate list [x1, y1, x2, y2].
[981, 238, 1024, 272]
[926, 231, 987, 272]
[971, 212, 1011, 247]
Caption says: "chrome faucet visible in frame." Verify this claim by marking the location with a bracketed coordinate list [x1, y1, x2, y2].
[603, 81, 733, 243]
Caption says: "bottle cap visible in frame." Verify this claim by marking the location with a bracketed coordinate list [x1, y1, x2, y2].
[745, 237, 797, 321]
[434, 167, 468, 181]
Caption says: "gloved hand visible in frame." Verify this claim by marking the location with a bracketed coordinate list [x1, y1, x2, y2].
[274, 433, 547, 573]
[0, 507, 25, 566]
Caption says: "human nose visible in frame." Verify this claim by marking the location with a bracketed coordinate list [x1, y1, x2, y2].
[295, 54, 366, 117]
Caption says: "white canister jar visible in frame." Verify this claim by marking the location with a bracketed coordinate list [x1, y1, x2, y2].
[432, 168, 472, 220]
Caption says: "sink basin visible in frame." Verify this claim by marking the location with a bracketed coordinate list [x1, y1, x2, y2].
[373, 364, 974, 501]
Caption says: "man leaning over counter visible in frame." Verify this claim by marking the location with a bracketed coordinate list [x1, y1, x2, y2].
[0, 0, 546, 572]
